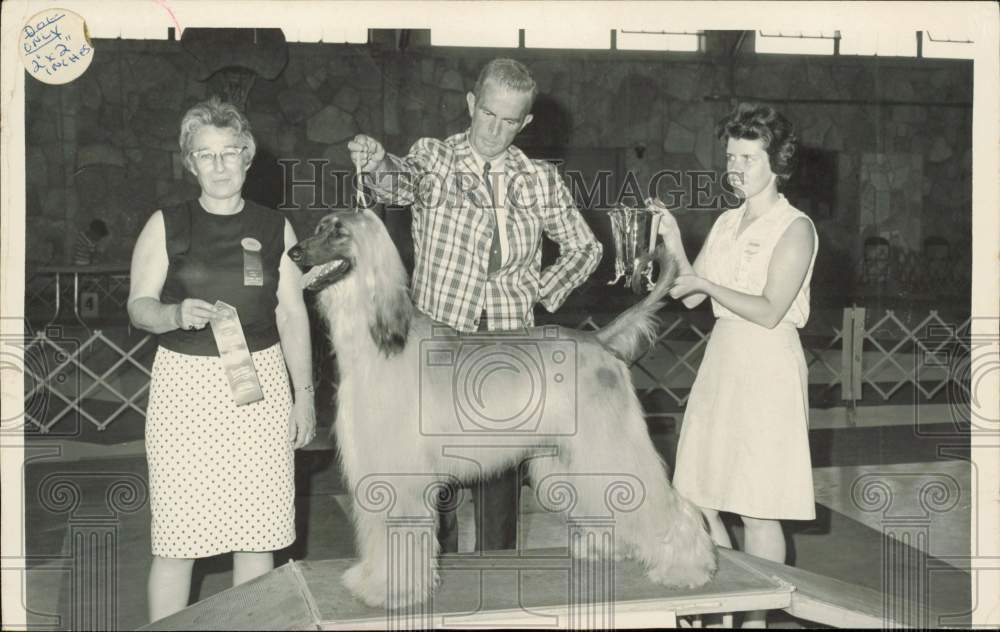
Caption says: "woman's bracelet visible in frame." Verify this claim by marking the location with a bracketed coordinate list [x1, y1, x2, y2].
[294, 385, 315, 393]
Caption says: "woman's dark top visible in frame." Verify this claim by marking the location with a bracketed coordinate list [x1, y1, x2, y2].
[158, 198, 285, 356]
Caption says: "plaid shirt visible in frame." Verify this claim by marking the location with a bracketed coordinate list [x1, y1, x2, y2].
[369, 131, 602, 333]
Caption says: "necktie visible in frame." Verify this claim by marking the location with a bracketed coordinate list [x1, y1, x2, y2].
[483, 161, 502, 274]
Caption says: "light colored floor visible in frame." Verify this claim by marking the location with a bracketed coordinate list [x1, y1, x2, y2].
[807, 403, 958, 430]
[19, 410, 974, 630]
[22, 458, 973, 630]
[812, 460, 972, 567]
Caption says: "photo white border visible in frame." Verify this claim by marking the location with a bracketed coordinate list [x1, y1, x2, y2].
[2, 1, 996, 627]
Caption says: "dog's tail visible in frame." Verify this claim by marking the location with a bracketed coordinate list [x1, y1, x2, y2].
[595, 244, 679, 363]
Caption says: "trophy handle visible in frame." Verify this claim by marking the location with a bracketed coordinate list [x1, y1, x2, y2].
[628, 252, 653, 294]
[648, 212, 662, 252]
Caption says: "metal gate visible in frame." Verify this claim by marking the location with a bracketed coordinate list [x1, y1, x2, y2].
[19, 268, 976, 435]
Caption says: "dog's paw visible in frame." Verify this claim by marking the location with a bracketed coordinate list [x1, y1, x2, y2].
[645, 558, 715, 589]
[344, 564, 437, 609]
[570, 537, 627, 562]
[342, 562, 370, 598]
[386, 587, 430, 609]
[346, 569, 390, 608]
[387, 569, 438, 609]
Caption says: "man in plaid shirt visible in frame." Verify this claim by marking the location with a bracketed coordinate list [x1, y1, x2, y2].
[349, 58, 602, 552]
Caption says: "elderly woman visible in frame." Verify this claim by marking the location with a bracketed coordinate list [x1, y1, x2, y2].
[127, 97, 315, 622]
[651, 102, 817, 628]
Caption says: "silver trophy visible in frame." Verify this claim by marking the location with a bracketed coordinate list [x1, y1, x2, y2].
[608, 204, 661, 292]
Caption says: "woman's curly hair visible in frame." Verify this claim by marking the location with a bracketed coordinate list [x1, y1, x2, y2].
[715, 102, 797, 185]
[178, 97, 256, 169]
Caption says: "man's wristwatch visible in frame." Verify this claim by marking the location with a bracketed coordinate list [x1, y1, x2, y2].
[294, 385, 315, 393]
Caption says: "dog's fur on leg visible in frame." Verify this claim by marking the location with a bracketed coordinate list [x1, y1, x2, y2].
[289, 209, 717, 608]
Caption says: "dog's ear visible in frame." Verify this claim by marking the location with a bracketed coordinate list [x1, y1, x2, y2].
[370, 285, 411, 357]
[356, 209, 414, 357]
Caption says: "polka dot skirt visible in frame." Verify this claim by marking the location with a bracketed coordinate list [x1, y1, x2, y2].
[145, 343, 295, 559]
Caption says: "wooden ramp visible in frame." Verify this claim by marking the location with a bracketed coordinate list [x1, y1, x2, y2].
[142, 547, 938, 630]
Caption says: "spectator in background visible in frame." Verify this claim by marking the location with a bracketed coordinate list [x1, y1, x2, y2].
[857, 235, 893, 297]
[73, 219, 110, 266]
[920, 236, 955, 295]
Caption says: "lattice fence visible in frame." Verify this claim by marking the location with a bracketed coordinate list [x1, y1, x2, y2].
[855, 307, 974, 405]
[26, 265, 131, 327]
[17, 268, 976, 435]
[18, 324, 155, 435]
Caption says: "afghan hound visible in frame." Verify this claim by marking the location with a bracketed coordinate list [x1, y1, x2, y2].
[288, 209, 717, 608]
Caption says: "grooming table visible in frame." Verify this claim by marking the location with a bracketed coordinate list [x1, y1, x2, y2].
[142, 547, 937, 629]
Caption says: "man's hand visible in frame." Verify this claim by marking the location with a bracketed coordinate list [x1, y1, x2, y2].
[348, 134, 386, 172]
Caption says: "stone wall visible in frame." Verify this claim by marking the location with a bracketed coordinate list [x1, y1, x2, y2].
[24, 39, 972, 303]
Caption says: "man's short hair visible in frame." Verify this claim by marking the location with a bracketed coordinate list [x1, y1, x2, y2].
[473, 58, 538, 109]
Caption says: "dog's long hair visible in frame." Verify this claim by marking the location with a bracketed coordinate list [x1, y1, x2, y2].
[291, 209, 716, 608]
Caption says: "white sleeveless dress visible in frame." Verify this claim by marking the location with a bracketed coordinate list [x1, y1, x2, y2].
[672, 195, 818, 520]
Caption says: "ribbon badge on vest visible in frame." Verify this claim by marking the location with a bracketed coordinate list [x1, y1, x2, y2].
[241, 237, 264, 287]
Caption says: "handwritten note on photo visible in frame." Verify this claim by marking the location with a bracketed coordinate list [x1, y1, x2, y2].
[19, 8, 93, 85]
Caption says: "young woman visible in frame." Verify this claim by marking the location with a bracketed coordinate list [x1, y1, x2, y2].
[653, 102, 817, 628]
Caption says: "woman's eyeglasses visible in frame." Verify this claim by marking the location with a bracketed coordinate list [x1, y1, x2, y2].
[190, 146, 246, 167]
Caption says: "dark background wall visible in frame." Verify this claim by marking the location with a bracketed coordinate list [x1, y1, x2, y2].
[24, 32, 973, 308]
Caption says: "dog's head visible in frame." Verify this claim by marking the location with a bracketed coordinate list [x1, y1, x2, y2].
[289, 208, 412, 357]
[288, 210, 369, 292]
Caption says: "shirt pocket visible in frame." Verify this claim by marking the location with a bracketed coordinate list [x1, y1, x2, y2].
[508, 211, 542, 264]
[417, 168, 454, 210]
